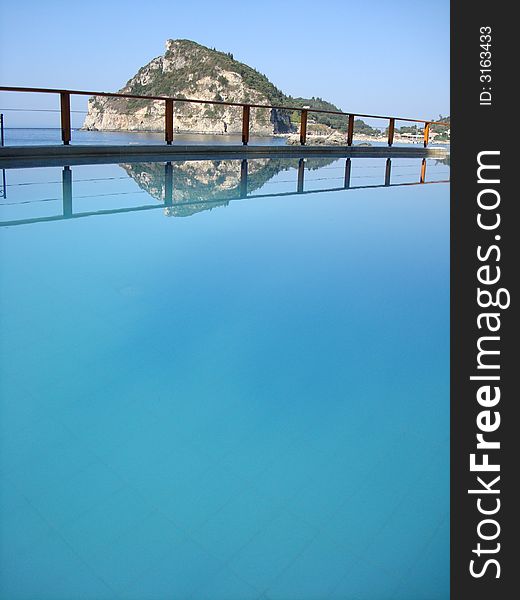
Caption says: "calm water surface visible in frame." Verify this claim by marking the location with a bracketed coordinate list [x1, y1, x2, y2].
[2, 128, 448, 149]
[2, 128, 287, 147]
[0, 156, 450, 599]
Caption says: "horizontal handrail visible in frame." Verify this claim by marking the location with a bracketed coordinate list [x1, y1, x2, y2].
[0, 85, 450, 148]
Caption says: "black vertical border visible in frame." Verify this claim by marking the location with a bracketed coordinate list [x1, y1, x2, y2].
[451, 2, 516, 599]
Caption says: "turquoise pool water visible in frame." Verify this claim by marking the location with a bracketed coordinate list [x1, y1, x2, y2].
[0, 156, 450, 599]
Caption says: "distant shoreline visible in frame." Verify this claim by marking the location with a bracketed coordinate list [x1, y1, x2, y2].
[2, 127, 450, 150]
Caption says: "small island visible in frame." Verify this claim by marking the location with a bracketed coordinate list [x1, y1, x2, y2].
[83, 39, 450, 146]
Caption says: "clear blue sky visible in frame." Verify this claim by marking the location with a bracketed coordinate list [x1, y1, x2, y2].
[0, 0, 449, 127]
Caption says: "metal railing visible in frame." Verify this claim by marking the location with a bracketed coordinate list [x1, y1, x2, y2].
[0, 86, 450, 148]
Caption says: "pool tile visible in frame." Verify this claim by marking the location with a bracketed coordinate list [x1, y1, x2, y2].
[119, 532, 224, 599]
[0, 501, 54, 562]
[0, 415, 76, 474]
[58, 485, 155, 562]
[327, 556, 402, 600]
[363, 458, 449, 575]
[30, 460, 126, 527]
[4, 436, 97, 500]
[189, 566, 259, 600]
[226, 509, 316, 591]
[191, 484, 284, 561]
[151, 463, 247, 532]
[0, 530, 117, 600]
[262, 533, 359, 600]
[87, 510, 202, 594]
[388, 524, 449, 600]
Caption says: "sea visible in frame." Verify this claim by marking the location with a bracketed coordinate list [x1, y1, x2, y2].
[1, 128, 447, 149]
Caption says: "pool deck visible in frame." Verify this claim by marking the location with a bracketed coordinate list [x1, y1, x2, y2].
[0, 144, 449, 168]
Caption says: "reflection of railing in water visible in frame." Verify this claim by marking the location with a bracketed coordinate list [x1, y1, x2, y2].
[0, 158, 449, 227]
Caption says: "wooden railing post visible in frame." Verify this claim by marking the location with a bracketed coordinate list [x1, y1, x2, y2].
[165, 99, 174, 145]
[60, 92, 71, 145]
[242, 105, 250, 145]
[387, 118, 395, 147]
[300, 109, 308, 145]
[347, 114, 354, 146]
[420, 158, 427, 183]
[423, 122, 431, 147]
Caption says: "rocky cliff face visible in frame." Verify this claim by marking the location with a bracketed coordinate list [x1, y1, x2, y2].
[83, 40, 293, 135]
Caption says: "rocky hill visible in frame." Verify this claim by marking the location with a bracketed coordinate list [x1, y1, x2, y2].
[83, 40, 295, 135]
[82, 39, 356, 136]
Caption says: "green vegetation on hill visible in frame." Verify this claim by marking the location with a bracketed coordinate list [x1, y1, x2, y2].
[286, 97, 377, 135]
[125, 40, 287, 108]
[431, 115, 450, 140]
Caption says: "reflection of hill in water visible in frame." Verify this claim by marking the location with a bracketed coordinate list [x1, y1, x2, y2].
[120, 158, 335, 217]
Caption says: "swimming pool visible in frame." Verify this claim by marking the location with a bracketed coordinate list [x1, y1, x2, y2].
[0, 155, 449, 599]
